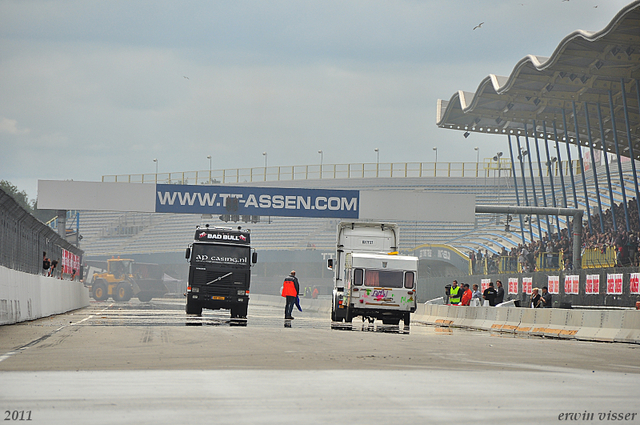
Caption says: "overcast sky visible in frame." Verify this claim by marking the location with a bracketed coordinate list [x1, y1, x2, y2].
[0, 0, 631, 201]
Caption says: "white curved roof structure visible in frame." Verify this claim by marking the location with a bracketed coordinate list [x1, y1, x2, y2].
[437, 0, 640, 160]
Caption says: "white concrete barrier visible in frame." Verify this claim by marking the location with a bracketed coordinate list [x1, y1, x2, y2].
[489, 307, 510, 332]
[614, 311, 640, 343]
[0, 265, 89, 325]
[574, 310, 605, 341]
[594, 310, 626, 342]
[501, 308, 524, 333]
[411, 304, 640, 344]
[530, 309, 553, 337]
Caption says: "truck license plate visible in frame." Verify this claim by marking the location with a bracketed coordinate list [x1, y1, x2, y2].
[211, 296, 225, 300]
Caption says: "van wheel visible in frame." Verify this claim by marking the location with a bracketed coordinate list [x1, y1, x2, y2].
[92, 280, 108, 301]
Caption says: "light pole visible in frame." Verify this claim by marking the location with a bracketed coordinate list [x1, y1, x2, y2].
[474, 146, 479, 183]
[207, 155, 212, 183]
[262, 152, 267, 181]
[374, 148, 379, 177]
[153, 158, 158, 183]
[318, 150, 323, 179]
[432, 147, 438, 176]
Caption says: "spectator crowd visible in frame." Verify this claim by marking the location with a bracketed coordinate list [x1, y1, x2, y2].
[469, 198, 640, 274]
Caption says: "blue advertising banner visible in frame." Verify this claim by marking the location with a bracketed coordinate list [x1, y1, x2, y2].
[155, 184, 360, 218]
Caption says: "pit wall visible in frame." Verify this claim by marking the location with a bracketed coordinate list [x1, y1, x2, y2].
[412, 303, 640, 344]
[0, 266, 90, 326]
[247, 294, 640, 344]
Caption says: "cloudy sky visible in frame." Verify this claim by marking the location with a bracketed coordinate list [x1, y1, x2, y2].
[0, 0, 631, 201]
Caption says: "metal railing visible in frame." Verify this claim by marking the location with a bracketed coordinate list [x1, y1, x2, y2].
[102, 159, 580, 185]
[471, 248, 620, 274]
[0, 189, 83, 275]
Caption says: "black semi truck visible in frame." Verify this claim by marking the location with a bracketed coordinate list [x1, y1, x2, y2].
[185, 225, 257, 318]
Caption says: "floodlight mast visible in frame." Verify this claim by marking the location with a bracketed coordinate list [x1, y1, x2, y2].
[475, 205, 583, 270]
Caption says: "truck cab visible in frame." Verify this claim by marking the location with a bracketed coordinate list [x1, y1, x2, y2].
[185, 225, 257, 318]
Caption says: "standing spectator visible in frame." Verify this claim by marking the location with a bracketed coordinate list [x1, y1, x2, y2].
[530, 288, 541, 308]
[495, 280, 504, 305]
[448, 280, 462, 305]
[483, 282, 497, 306]
[42, 252, 51, 276]
[469, 251, 476, 274]
[281, 270, 300, 320]
[48, 260, 58, 277]
[460, 284, 472, 306]
[540, 286, 552, 308]
[471, 284, 482, 300]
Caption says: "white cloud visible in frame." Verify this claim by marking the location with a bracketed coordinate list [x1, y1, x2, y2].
[0, 117, 29, 134]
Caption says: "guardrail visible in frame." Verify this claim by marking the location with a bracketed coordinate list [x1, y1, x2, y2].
[413, 304, 640, 343]
[102, 159, 580, 185]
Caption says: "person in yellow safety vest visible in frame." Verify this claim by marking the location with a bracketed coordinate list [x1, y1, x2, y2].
[282, 270, 300, 320]
[448, 280, 462, 305]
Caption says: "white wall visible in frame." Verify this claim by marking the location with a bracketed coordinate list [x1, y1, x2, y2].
[0, 266, 90, 325]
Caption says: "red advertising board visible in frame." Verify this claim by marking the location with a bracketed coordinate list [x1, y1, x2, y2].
[481, 278, 490, 292]
[522, 277, 532, 295]
[508, 277, 518, 295]
[61, 249, 80, 275]
[606, 273, 623, 295]
[585, 274, 600, 295]
[564, 275, 579, 295]
[630, 273, 640, 295]
[547, 276, 559, 294]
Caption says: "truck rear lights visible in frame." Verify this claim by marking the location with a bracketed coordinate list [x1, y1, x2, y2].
[187, 286, 191, 292]
[359, 299, 364, 303]
[338, 300, 343, 305]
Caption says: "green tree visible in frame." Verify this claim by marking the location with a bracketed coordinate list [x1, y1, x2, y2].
[0, 180, 56, 223]
[0, 180, 33, 212]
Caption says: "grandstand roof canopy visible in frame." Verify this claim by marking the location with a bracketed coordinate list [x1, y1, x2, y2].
[437, 1, 640, 160]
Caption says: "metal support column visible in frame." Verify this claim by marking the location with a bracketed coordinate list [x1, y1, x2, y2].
[524, 123, 543, 240]
[562, 109, 579, 209]
[508, 135, 527, 243]
[583, 102, 604, 232]
[596, 103, 617, 231]
[609, 90, 631, 231]
[543, 121, 561, 233]
[533, 120, 551, 235]
[572, 101, 593, 233]
[476, 205, 583, 270]
[621, 78, 640, 229]
[516, 135, 535, 241]
[552, 122, 569, 209]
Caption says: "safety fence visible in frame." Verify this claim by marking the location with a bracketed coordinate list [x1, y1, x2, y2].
[473, 248, 620, 275]
[0, 188, 83, 276]
[102, 159, 581, 185]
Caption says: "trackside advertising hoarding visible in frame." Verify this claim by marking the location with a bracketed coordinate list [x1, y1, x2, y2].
[155, 184, 359, 218]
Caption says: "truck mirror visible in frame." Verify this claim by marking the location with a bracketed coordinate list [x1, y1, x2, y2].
[327, 258, 333, 270]
[252, 252, 258, 264]
[185, 247, 191, 259]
